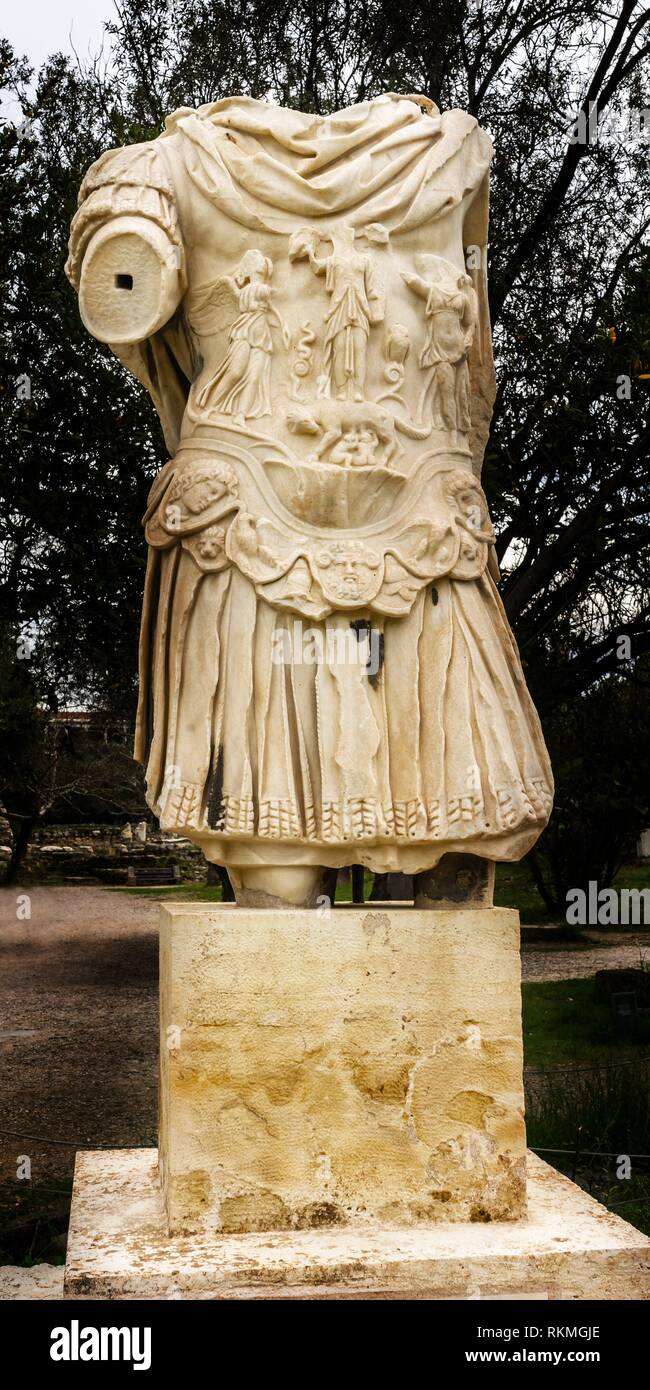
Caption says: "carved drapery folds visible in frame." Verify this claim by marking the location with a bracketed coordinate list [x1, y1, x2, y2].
[67, 94, 553, 871]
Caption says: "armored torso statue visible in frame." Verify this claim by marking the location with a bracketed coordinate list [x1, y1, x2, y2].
[67, 94, 553, 906]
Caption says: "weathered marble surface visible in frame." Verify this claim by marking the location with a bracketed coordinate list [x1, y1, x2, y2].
[159, 904, 527, 1233]
[67, 95, 553, 902]
[0, 1264, 65, 1300]
[64, 1149, 650, 1300]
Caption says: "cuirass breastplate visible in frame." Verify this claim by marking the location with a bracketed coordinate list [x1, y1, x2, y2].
[68, 95, 496, 619]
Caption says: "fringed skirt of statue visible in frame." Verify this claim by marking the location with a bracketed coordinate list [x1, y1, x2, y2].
[134, 438, 553, 874]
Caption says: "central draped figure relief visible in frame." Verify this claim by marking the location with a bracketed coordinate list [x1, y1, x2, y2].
[289, 224, 385, 400]
[67, 93, 553, 906]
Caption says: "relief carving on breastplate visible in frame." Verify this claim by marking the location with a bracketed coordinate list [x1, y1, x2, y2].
[66, 94, 553, 871]
[192, 249, 291, 420]
[402, 254, 478, 432]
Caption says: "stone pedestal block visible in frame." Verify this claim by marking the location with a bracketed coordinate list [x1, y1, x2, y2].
[63, 1149, 650, 1300]
[159, 904, 527, 1235]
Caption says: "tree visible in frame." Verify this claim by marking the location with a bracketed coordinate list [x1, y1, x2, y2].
[0, 41, 163, 871]
[0, 633, 147, 882]
[0, 42, 165, 716]
[527, 662, 650, 913]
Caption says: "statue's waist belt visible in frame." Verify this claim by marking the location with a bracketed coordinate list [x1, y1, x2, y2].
[143, 436, 495, 619]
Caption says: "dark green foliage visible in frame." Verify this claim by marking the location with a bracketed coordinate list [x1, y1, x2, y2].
[528, 662, 650, 910]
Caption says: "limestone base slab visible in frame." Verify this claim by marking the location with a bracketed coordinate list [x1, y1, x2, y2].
[0, 1264, 65, 1300]
[159, 905, 527, 1233]
[63, 1149, 650, 1299]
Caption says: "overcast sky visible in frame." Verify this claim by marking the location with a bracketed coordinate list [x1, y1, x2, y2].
[3, 0, 116, 79]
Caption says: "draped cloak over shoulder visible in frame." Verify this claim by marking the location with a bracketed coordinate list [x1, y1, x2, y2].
[67, 94, 495, 459]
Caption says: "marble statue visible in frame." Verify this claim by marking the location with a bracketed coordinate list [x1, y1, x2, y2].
[66, 93, 553, 908]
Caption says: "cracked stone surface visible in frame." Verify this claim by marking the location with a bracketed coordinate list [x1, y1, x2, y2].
[159, 905, 526, 1233]
[63, 1149, 650, 1300]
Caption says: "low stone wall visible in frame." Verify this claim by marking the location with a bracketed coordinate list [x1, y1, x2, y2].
[0, 823, 207, 884]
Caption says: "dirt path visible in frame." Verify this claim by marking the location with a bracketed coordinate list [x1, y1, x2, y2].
[0, 887, 159, 1214]
[521, 931, 650, 982]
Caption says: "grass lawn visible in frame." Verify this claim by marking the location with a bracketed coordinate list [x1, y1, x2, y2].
[117, 860, 650, 924]
[498, 860, 650, 922]
[523, 977, 650, 1236]
[494, 863, 552, 921]
[522, 978, 650, 1068]
[614, 862, 650, 891]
